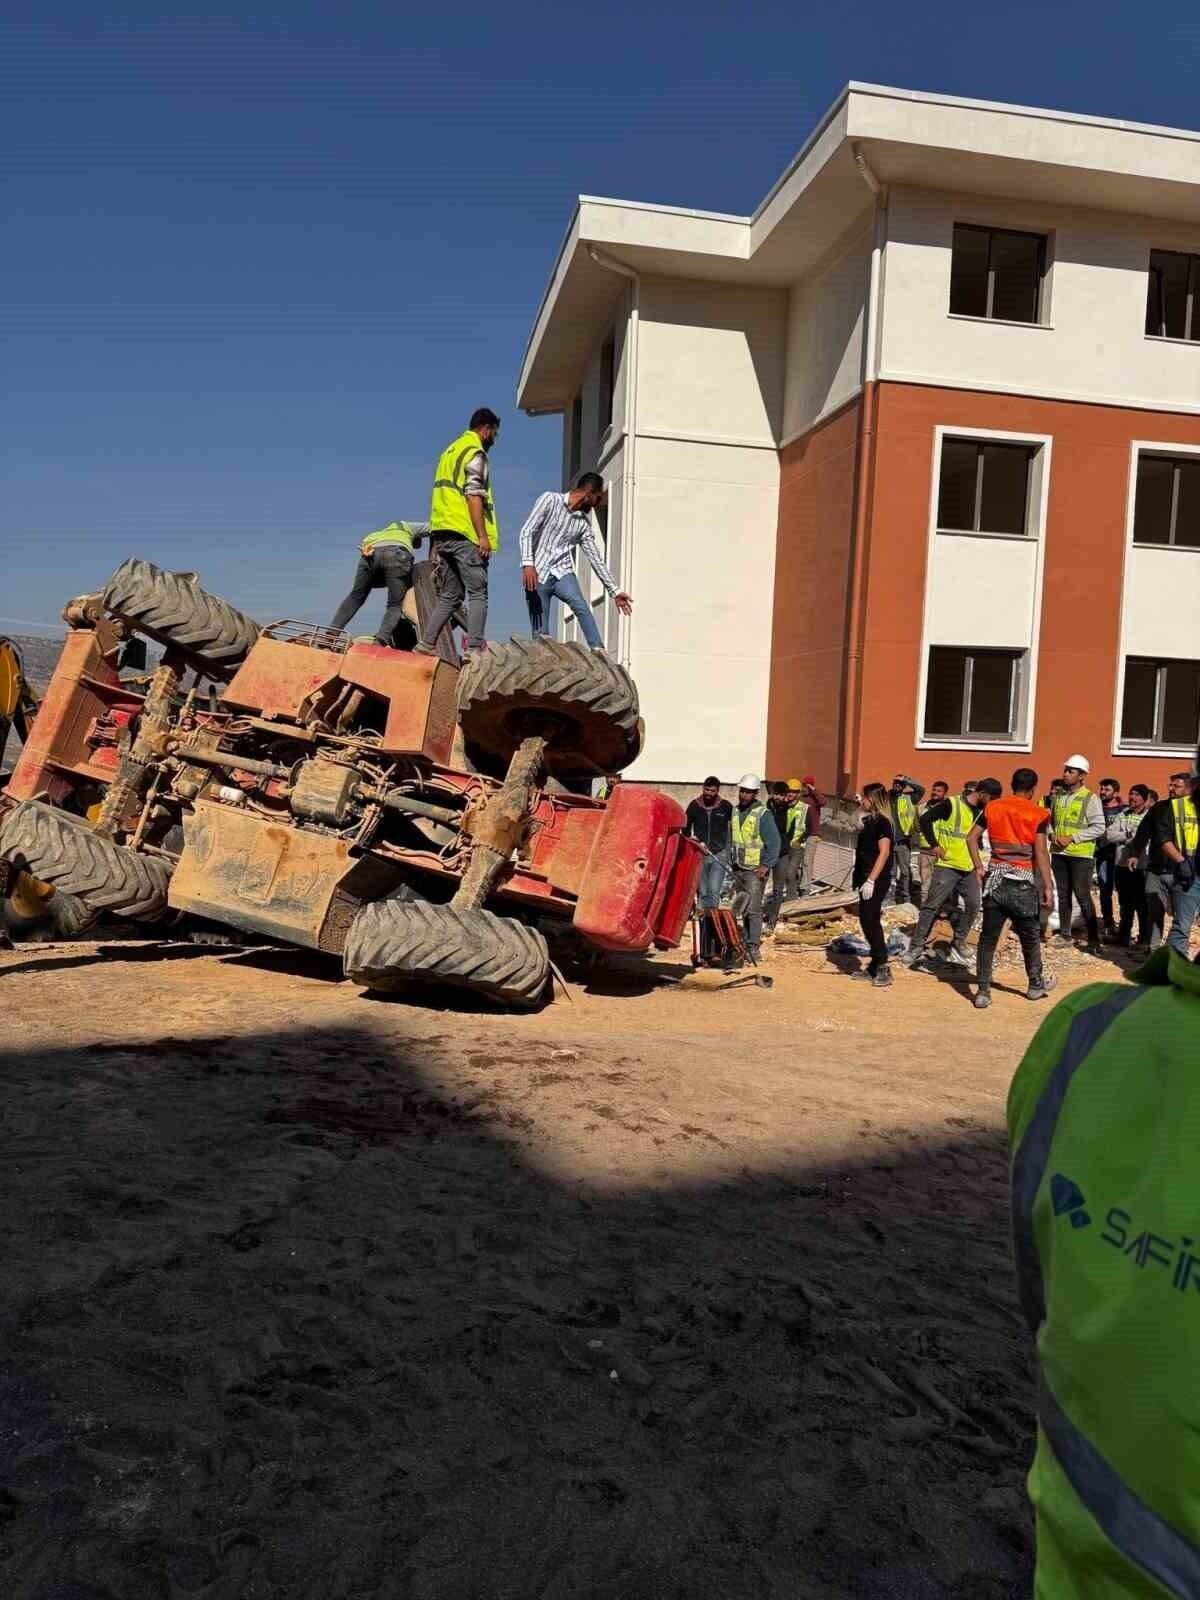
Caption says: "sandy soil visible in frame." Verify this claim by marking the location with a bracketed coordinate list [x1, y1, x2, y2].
[0, 926, 1137, 1599]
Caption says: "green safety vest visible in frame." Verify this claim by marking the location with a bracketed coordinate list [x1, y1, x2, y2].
[784, 802, 808, 848]
[1052, 786, 1096, 859]
[932, 795, 975, 873]
[429, 429, 500, 550]
[1008, 948, 1200, 1598]
[360, 521, 419, 556]
[895, 794, 918, 841]
[1172, 796, 1199, 860]
[731, 804, 767, 868]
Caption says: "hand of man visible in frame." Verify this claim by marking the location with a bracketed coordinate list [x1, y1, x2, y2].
[859, 880, 875, 902]
[478, 540, 492, 561]
[614, 592, 633, 616]
[755, 866, 768, 880]
[1127, 855, 1139, 872]
[522, 565, 539, 592]
[1041, 883, 1053, 909]
[934, 845, 946, 860]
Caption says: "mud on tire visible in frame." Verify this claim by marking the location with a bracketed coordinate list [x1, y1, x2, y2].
[344, 899, 550, 1009]
[456, 637, 642, 781]
[0, 800, 173, 922]
[102, 558, 261, 679]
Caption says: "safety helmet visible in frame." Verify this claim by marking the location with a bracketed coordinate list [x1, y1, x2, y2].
[1063, 754, 1090, 773]
[787, 777, 803, 791]
[738, 773, 762, 791]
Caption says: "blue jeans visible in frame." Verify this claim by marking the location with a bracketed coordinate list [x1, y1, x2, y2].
[698, 854, 728, 910]
[529, 570, 604, 650]
[1168, 874, 1200, 956]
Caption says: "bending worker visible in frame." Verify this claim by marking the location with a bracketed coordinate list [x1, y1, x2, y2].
[519, 472, 632, 648]
[728, 775, 780, 965]
[1007, 866, 1200, 1590]
[415, 407, 501, 657]
[329, 520, 429, 644]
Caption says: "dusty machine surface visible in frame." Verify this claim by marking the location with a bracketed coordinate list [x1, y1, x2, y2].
[0, 560, 700, 1006]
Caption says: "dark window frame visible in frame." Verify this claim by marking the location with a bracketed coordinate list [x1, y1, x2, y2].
[1131, 451, 1200, 548]
[1120, 656, 1200, 749]
[1146, 249, 1200, 343]
[949, 222, 1048, 325]
[923, 645, 1025, 742]
[598, 331, 616, 434]
[936, 435, 1037, 538]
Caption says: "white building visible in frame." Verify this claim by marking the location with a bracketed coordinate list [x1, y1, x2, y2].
[517, 83, 1200, 796]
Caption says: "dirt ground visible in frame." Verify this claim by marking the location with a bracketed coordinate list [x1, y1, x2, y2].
[0, 924, 1139, 1600]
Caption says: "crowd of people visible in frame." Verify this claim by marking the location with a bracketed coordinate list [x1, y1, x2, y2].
[688, 757, 1200, 1004]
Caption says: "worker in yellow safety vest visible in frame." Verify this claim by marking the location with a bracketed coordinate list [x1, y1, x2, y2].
[901, 779, 984, 970]
[764, 781, 808, 936]
[1144, 772, 1200, 957]
[887, 774, 926, 906]
[329, 520, 430, 645]
[728, 775, 781, 965]
[1050, 755, 1105, 955]
[415, 407, 501, 657]
[1008, 928, 1200, 1595]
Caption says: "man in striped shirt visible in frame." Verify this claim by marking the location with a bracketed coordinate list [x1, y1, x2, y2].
[518, 473, 633, 650]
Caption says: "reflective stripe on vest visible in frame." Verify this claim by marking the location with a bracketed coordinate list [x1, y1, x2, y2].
[361, 521, 416, 556]
[429, 430, 500, 550]
[1052, 786, 1096, 858]
[932, 795, 974, 873]
[1009, 984, 1200, 1596]
[731, 804, 766, 868]
[896, 795, 917, 839]
[1172, 797, 1199, 859]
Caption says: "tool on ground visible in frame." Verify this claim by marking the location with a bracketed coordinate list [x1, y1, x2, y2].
[719, 972, 774, 991]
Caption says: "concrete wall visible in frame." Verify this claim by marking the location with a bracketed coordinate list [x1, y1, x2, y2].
[880, 186, 1200, 414]
[853, 381, 1200, 795]
[782, 220, 871, 442]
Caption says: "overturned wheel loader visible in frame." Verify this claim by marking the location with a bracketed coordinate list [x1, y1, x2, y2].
[0, 560, 701, 1007]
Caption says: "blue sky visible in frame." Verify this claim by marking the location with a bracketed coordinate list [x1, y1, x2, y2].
[4, 2, 1198, 641]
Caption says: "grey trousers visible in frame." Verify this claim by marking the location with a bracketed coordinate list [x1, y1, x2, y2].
[730, 866, 767, 957]
[891, 841, 915, 904]
[910, 864, 982, 951]
[418, 534, 489, 650]
[765, 852, 800, 931]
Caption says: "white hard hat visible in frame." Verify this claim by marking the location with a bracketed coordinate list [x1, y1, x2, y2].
[738, 773, 762, 790]
[1063, 754, 1090, 773]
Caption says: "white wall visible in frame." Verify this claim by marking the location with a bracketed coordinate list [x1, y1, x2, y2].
[880, 186, 1200, 412]
[626, 434, 779, 780]
[1123, 544, 1200, 659]
[782, 218, 872, 441]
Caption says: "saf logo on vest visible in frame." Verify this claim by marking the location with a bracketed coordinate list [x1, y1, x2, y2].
[1052, 1170, 1200, 1292]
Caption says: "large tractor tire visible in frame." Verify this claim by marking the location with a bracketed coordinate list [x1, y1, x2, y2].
[457, 637, 643, 781]
[102, 558, 261, 679]
[344, 898, 550, 1010]
[0, 800, 173, 922]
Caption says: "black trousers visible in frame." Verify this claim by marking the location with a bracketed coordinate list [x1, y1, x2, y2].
[330, 546, 414, 644]
[1096, 847, 1118, 928]
[856, 882, 891, 972]
[1116, 865, 1148, 944]
[976, 878, 1044, 991]
[1053, 855, 1098, 943]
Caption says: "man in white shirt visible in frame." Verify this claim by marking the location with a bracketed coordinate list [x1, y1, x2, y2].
[518, 473, 633, 650]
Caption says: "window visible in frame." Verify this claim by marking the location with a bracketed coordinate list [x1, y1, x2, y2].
[568, 392, 582, 482]
[924, 647, 1024, 740]
[1121, 658, 1200, 747]
[1146, 250, 1200, 342]
[1132, 453, 1200, 547]
[598, 332, 615, 433]
[949, 224, 1046, 323]
[936, 437, 1035, 536]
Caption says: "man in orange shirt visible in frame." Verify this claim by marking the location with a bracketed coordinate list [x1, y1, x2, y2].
[967, 768, 1056, 1011]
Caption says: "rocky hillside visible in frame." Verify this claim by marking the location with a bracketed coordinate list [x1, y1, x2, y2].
[4, 634, 65, 695]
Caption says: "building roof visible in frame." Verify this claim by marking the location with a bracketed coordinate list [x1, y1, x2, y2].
[518, 82, 1200, 413]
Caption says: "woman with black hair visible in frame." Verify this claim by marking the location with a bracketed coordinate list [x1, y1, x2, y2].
[852, 783, 894, 988]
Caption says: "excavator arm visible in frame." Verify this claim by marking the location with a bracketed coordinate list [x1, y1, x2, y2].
[0, 636, 39, 777]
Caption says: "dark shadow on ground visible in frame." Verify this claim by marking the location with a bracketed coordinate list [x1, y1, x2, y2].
[0, 1026, 1034, 1600]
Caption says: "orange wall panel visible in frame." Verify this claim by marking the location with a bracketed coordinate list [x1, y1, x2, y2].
[765, 396, 861, 791]
[853, 382, 1200, 796]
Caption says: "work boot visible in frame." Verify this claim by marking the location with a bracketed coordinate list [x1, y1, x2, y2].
[1025, 975, 1058, 1001]
[1085, 942, 1102, 959]
[850, 965, 877, 982]
[899, 944, 929, 969]
[871, 964, 893, 989]
[973, 988, 992, 1010]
